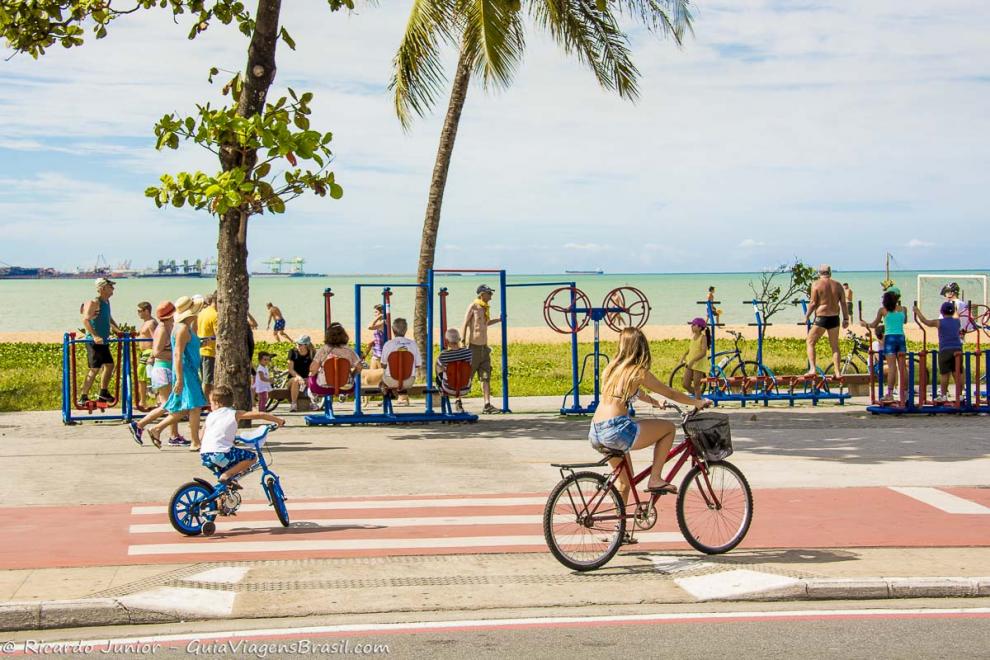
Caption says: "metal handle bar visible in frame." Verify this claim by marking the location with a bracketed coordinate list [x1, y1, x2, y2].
[697, 300, 721, 305]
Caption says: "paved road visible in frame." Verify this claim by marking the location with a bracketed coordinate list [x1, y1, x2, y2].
[6, 604, 989, 658]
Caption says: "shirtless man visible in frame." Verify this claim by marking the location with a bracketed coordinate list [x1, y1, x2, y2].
[136, 301, 157, 405]
[843, 283, 854, 319]
[266, 302, 291, 343]
[805, 264, 849, 376]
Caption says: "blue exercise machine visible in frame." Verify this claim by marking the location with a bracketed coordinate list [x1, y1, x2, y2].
[62, 332, 133, 424]
[541, 285, 652, 415]
[694, 299, 850, 406]
[304, 282, 479, 426]
[866, 299, 989, 414]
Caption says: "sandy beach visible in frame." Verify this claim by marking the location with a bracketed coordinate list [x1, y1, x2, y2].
[0, 324, 932, 345]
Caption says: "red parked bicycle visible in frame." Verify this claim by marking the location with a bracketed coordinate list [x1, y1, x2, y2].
[543, 403, 753, 571]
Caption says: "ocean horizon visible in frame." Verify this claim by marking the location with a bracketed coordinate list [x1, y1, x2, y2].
[2, 269, 985, 336]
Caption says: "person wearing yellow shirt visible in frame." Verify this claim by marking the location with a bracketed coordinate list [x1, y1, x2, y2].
[198, 292, 218, 399]
[679, 317, 710, 398]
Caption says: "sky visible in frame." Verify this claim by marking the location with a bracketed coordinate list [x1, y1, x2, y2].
[0, 0, 987, 275]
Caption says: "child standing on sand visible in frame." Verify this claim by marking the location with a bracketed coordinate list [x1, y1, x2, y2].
[679, 318, 710, 398]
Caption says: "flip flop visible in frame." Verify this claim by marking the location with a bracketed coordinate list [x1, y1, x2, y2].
[646, 480, 678, 495]
[147, 428, 162, 450]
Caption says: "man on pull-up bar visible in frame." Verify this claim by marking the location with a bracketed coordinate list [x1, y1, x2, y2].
[462, 284, 502, 414]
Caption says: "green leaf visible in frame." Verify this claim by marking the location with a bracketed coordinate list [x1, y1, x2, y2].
[329, 183, 344, 199]
[269, 196, 286, 213]
[280, 27, 296, 50]
[254, 162, 271, 178]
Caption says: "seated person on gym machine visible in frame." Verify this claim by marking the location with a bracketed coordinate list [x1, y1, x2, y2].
[436, 328, 473, 413]
[380, 317, 421, 404]
[309, 322, 364, 400]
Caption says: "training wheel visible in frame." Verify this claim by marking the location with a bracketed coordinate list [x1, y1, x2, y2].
[202, 521, 216, 537]
[602, 287, 651, 332]
[543, 287, 592, 334]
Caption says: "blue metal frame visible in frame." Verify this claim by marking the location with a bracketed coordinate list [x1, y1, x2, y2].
[504, 280, 590, 414]
[695, 299, 850, 407]
[305, 282, 478, 426]
[62, 333, 132, 424]
[428, 269, 511, 412]
[867, 351, 988, 414]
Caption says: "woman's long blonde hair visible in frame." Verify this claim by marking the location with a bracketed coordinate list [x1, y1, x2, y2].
[601, 327, 652, 402]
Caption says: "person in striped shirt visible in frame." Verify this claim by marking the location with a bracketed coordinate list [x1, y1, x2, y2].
[436, 329, 473, 414]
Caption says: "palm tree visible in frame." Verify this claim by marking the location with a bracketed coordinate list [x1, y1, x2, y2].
[391, 0, 693, 353]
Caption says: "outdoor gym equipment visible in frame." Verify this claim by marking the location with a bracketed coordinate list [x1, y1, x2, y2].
[61, 332, 130, 424]
[541, 285, 651, 415]
[427, 269, 511, 412]
[692, 299, 849, 407]
[866, 299, 990, 414]
[304, 285, 478, 426]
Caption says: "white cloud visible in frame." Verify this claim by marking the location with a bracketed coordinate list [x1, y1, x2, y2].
[906, 238, 935, 248]
[563, 243, 611, 252]
[738, 238, 767, 248]
[1, 1, 988, 272]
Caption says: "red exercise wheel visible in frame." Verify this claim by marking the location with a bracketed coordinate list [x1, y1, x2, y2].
[543, 286, 592, 334]
[965, 303, 990, 340]
[602, 286, 651, 332]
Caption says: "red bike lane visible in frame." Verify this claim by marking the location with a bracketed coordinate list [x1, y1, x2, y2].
[2, 487, 987, 570]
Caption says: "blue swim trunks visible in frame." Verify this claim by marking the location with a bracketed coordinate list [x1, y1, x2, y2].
[589, 416, 639, 454]
[883, 334, 907, 355]
[274, 319, 286, 332]
[201, 447, 256, 475]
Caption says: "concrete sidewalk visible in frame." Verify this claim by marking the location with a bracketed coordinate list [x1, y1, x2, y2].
[1, 398, 988, 631]
[2, 548, 989, 632]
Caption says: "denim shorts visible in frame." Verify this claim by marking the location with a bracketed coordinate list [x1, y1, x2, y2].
[883, 334, 907, 354]
[588, 416, 639, 454]
[201, 447, 256, 474]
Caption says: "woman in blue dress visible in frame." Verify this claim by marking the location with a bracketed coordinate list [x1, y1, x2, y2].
[148, 295, 207, 449]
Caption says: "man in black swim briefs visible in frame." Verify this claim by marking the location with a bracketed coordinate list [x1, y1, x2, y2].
[805, 264, 849, 376]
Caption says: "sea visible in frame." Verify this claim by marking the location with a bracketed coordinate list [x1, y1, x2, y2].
[0, 270, 985, 336]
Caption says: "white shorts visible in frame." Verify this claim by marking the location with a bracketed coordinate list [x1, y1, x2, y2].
[383, 373, 415, 391]
[150, 365, 173, 391]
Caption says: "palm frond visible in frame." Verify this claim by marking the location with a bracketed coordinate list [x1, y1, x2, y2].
[532, 0, 640, 101]
[611, 0, 694, 42]
[390, 0, 459, 128]
[458, 0, 526, 90]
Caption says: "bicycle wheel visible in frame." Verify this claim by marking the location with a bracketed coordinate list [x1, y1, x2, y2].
[168, 481, 217, 536]
[264, 395, 281, 413]
[264, 475, 290, 527]
[825, 361, 861, 377]
[676, 461, 753, 554]
[543, 471, 625, 571]
[668, 363, 708, 394]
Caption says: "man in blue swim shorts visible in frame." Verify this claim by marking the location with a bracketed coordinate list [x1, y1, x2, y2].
[266, 302, 292, 343]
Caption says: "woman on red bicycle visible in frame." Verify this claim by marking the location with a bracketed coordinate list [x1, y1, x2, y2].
[590, 327, 710, 498]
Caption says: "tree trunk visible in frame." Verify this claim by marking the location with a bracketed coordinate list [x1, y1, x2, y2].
[214, 0, 282, 412]
[413, 45, 472, 357]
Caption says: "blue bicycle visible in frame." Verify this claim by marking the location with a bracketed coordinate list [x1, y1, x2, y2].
[168, 424, 289, 536]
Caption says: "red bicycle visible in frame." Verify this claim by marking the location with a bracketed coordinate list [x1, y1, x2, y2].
[544, 404, 753, 571]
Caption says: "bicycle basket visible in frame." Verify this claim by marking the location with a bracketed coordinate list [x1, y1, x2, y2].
[684, 413, 733, 462]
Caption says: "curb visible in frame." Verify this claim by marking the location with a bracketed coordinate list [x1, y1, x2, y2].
[0, 599, 181, 633]
[2, 577, 989, 632]
[707, 576, 990, 602]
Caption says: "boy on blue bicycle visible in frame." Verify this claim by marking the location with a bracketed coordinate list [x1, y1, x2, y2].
[201, 385, 285, 487]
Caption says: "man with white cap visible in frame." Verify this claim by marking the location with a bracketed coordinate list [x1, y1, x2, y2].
[804, 264, 849, 376]
[461, 284, 502, 414]
[79, 277, 121, 405]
